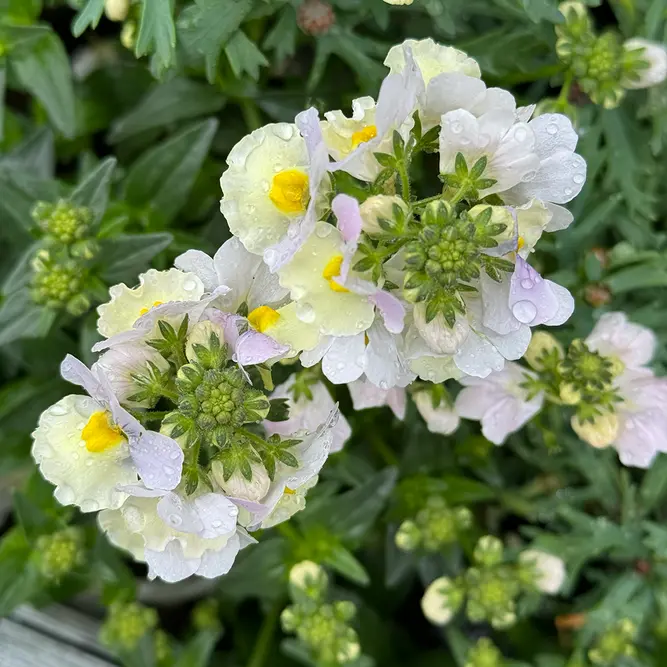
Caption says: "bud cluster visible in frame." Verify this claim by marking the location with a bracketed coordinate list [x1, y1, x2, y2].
[282, 562, 363, 666]
[35, 527, 85, 580]
[465, 637, 503, 667]
[395, 495, 472, 552]
[588, 618, 637, 665]
[30, 199, 99, 315]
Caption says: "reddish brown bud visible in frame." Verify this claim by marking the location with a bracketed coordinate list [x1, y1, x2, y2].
[584, 283, 612, 308]
[297, 0, 336, 36]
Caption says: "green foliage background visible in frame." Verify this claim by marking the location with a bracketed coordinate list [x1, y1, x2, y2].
[1, 0, 667, 666]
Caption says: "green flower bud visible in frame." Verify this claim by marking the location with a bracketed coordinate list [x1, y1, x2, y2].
[35, 527, 85, 580]
[100, 601, 158, 651]
[588, 619, 637, 665]
[473, 535, 504, 567]
[559, 382, 581, 405]
[31, 256, 86, 311]
[421, 576, 464, 626]
[32, 199, 93, 245]
[524, 331, 564, 370]
[153, 629, 172, 666]
[465, 637, 503, 667]
[395, 520, 421, 551]
[289, 560, 328, 599]
[358, 195, 409, 237]
[571, 412, 618, 448]
[104, 0, 130, 22]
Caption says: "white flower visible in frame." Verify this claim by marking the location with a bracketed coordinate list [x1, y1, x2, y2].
[261, 477, 318, 530]
[220, 109, 330, 272]
[32, 395, 136, 512]
[421, 577, 458, 626]
[384, 0, 414, 4]
[277, 221, 375, 337]
[414, 391, 460, 435]
[176, 238, 320, 355]
[289, 560, 326, 589]
[440, 109, 586, 210]
[520, 549, 566, 594]
[623, 38, 667, 89]
[585, 311, 656, 370]
[455, 362, 544, 444]
[32, 356, 184, 512]
[609, 369, 667, 468]
[384, 38, 480, 86]
[211, 460, 272, 503]
[93, 342, 170, 407]
[98, 489, 252, 583]
[301, 318, 415, 389]
[97, 268, 204, 338]
[264, 378, 351, 453]
[348, 377, 406, 419]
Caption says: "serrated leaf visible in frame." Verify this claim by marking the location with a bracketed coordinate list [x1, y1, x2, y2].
[263, 5, 297, 63]
[225, 30, 269, 81]
[71, 0, 106, 37]
[135, 0, 176, 75]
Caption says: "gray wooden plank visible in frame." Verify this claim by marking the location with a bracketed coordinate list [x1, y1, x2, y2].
[0, 619, 114, 667]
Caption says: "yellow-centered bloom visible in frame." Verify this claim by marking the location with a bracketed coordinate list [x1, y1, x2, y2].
[322, 255, 350, 293]
[81, 411, 125, 453]
[351, 125, 377, 148]
[269, 170, 309, 214]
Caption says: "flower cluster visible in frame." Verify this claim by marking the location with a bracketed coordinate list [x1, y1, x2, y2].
[421, 536, 565, 629]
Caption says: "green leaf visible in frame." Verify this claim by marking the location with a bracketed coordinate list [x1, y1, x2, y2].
[225, 30, 269, 81]
[0, 127, 55, 178]
[607, 261, 667, 293]
[124, 119, 218, 225]
[10, 29, 76, 138]
[0, 62, 5, 143]
[263, 5, 297, 63]
[0, 290, 56, 346]
[175, 630, 221, 667]
[99, 232, 173, 283]
[135, 0, 176, 75]
[71, 0, 106, 37]
[70, 157, 117, 223]
[324, 544, 371, 586]
[0, 528, 42, 616]
[303, 468, 398, 546]
[109, 78, 226, 144]
[440, 475, 497, 504]
[2, 241, 40, 295]
[0, 0, 42, 23]
[181, 0, 254, 83]
[639, 454, 667, 516]
[13, 491, 58, 543]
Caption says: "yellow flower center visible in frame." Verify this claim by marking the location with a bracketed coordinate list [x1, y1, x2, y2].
[248, 305, 281, 332]
[269, 169, 309, 214]
[517, 236, 525, 251]
[322, 255, 350, 293]
[351, 125, 378, 148]
[284, 487, 296, 496]
[139, 300, 164, 316]
[81, 411, 125, 454]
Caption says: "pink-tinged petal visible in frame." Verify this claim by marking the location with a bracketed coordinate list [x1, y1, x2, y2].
[332, 194, 363, 243]
[130, 431, 184, 491]
[60, 354, 104, 402]
[616, 408, 667, 468]
[508, 257, 560, 326]
[543, 281, 574, 326]
[370, 290, 405, 334]
[234, 330, 289, 366]
[586, 312, 657, 369]
[157, 493, 204, 534]
[387, 388, 407, 420]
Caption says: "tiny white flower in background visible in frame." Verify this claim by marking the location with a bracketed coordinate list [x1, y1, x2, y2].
[421, 577, 457, 626]
[520, 549, 566, 594]
[623, 38, 667, 89]
[94, 342, 169, 407]
[264, 378, 351, 453]
[348, 377, 407, 419]
[414, 391, 460, 435]
[384, 0, 414, 5]
[455, 362, 544, 445]
[97, 268, 204, 338]
[289, 560, 326, 589]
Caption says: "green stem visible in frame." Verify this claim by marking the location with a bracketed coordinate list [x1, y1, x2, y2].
[557, 71, 574, 109]
[141, 410, 171, 423]
[397, 160, 411, 201]
[412, 194, 443, 208]
[246, 600, 283, 667]
[370, 433, 399, 467]
[160, 388, 179, 403]
[447, 183, 469, 206]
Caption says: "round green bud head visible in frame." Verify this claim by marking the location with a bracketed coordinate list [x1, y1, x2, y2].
[35, 527, 85, 580]
[465, 638, 503, 667]
[31, 259, 85, 310]
[32, 199, 93, 245]
[395, 520, 422, 551]
[100, 601, 158, 651]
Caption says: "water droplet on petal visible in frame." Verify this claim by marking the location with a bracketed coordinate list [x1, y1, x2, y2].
[296, 302, 316, 323]
[520, 170, 537, 182]
[183, 279, 198, 291]
[514, 126, 528, 142]
[229, 507, 239, 518]
[81, 499, 99, 512]
[168, 513, 182, 527]
[546, 123, 559, 135]
[573, 174, 585, 184]
[512, 300, 537, 324]
[49, 405, 68, 417]
[315, 224, 333, 238]
[211, 520, 222, 528]
[520, 278, 534, 290]
[163, 465, 174, 475]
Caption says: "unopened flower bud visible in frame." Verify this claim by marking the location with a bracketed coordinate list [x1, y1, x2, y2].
[395, 520, 421, 551]
[525, 331, 564, 370]
[584, 283, 612, 308]
[211, 459, 270, 502]
[104, 0, 130, 22]
[559, 383, 581, 405]
[421, 577, 463, 626]
[623, 39, 667, 89]
[32, 200, 93, 245]
[571, 412, 619, 448]
[297, 0, 335, 36]
[101, 601, 158, 651]
[120, 21, 137, 50]
[359, 195, 408, 237]
[35, 527, 85, 580]
[413, 304, 470, 355]
[519, 549, 566, 594]
[185, 320, 226, 364]
[474, 535, 504, 567]
[465, 637, 503, 667]
[289, 560, 327, 595]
